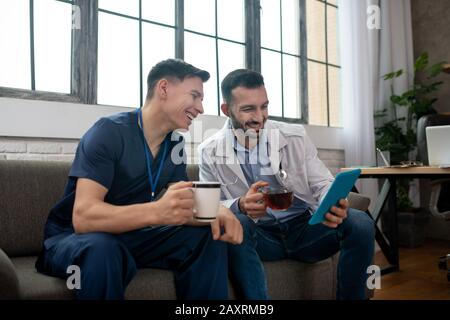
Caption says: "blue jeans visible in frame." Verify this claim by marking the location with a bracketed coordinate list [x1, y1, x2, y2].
[233, 208, 375, 300]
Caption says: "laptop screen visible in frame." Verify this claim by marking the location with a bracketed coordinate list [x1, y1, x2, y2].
[426, 125, 450, 167]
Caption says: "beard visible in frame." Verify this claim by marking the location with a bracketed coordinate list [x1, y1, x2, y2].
[228, 109, 245, 131]
[228, 109, 266, 133]
[228, 109, 267, 149]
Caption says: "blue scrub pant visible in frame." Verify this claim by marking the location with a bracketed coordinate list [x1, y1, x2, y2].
[36, 224, 230, 300]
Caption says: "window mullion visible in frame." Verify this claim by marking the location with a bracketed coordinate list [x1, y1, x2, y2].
[71, 0, 98, 104]
[139, 0, 143, 106]
[279, 0, 284, 118]
[29, 0, 35, 90]
[245, 0, 260, 72]
[325, 3, 330, 127]
[175, 0, 184, 59]
[299, 0, 308, 123]
[215, 0, 220, 115]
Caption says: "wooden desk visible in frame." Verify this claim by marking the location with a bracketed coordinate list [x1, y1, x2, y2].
[346, 166, 450, 176]
[341, 166, 450, 275]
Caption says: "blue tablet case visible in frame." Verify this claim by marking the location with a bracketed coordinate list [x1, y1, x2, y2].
[308, 169, 361, 225]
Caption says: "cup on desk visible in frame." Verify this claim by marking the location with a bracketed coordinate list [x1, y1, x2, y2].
[192, 182, 221, 221]
[260, 186, 294, 211]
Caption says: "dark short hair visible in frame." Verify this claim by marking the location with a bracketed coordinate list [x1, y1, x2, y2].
[146, 59, 210, 101]
[221, 69, 265, 105]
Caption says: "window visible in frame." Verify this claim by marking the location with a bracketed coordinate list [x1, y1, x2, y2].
[0, 0, 342, 127]
[260, 0, 301, 119]
[260, 0, 341, 127]
[97, 0, 176, 108]
[184, 0, 245, 116]
[0, 0, 72, 93]
[306, 0, 341, 127]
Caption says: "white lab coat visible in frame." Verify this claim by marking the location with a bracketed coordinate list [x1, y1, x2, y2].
[197, 119, 334, 209]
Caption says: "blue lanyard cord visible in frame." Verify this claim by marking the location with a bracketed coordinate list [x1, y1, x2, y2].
[138, 108, 168, 201]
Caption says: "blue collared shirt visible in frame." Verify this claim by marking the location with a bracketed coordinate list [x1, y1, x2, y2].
[229, 131, 311, 225]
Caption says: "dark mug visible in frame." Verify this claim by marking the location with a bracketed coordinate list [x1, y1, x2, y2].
[260, 186, 294, 211]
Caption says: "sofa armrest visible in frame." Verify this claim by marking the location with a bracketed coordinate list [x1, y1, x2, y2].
[347, 192, 371, 212]
[0, 248, 20, 299]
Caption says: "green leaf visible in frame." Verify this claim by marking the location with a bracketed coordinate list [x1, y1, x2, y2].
[391, 95, 408, 106]
[428, 62, 446, 77]
[383, 72, 397, 80]
[383, 69, 404, 80]
[395, 69, 404, 77]
[414, 52, 429, 71]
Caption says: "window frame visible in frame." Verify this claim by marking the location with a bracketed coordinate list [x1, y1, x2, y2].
[0, 0, 341, 127]
[256, 0, 308, 124]
[183, 0, 247, 115]
[305, 0, 341, 127]
[0, 0, 80, 102]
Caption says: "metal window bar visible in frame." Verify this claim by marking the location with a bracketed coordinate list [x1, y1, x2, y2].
[325, 1, 330, 126]
[175, 0, 184, 59]
[99, 1, 247, 115]
[183, 29, 245, 45]
[55, 0, 73, 4]
[182, 1, 246, 116]
[215, 0, 220, 116]
[29, 0, 35, 90]
[319, 0, 337, 9]
[98, 3, 178, 108]
[301, 0, 341, 127]
[245, 0, 261, 72]
[299, 0, 308, 123]
[279, 0, 285, 118]
[139, 0, 143, 107]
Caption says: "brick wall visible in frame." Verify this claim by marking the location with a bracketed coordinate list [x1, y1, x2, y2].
[0, 137, 78, 161]
[0, 137, 345, 174]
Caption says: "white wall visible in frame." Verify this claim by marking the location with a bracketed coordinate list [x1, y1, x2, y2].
[0, 97, 345, 173]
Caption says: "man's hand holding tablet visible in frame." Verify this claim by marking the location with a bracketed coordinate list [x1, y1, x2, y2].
[308, 169, 361, 227]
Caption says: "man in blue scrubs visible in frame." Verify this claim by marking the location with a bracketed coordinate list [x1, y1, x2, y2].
[35, 59, 266, 300]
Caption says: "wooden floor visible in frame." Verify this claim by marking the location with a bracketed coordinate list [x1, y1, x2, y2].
[372, 238, 450, 300]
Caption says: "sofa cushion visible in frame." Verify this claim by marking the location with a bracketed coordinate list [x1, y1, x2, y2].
[0, 160, 71, 257]
[0, 248, 20, 299]
[0, 162, 199, 258]
[11, 256, 337, 300]
[12, 256, 74, 300]
[264, 258, 335, 299]
[12, 256, 180, 300]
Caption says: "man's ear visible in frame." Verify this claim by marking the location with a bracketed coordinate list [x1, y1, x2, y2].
[156, 79, 169, 99]
[221, 103, 230, 117]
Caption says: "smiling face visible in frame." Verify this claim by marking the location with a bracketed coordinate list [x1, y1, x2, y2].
[161, 76, 205, 130]
[222, 85, 269, 134]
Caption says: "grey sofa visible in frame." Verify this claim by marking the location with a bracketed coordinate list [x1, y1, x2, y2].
[0, 160, 372, 300]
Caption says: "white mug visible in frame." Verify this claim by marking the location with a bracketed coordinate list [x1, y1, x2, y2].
[192, 181, 221, 221]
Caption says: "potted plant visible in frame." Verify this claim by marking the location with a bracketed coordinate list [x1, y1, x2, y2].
[374, 52, 448, 247]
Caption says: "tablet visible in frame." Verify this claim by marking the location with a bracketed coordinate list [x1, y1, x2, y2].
[308, 169, 361, 225]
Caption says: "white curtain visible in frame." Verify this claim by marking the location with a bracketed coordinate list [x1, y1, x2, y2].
[339, 0, 414, 207]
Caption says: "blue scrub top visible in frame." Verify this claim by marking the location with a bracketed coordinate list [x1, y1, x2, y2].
[43, 109, 188, 241]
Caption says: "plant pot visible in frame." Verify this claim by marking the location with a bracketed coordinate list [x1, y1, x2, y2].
[397, 208, 429, 248]
[381, 207, 429, 248]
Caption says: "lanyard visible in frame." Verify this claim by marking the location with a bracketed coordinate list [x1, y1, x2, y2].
[138, 108, 168, 201]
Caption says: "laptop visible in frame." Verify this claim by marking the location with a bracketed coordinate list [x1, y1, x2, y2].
[426, 125, 450, 168]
